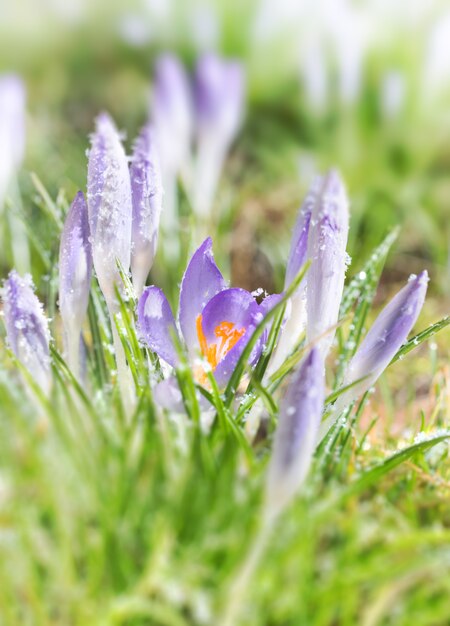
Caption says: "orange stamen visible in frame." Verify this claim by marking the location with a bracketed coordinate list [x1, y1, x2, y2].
[195, 314, 246, 378]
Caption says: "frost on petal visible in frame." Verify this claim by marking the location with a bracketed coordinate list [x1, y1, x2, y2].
[137, 286, 180, 367]
[265, 348, 325, 518]
[2, 271, 51, 391]
[306, 170, 349, 356]
[130, 123, 163, 296]
[87, 112, 132, 306]
[178, 237, 227, 354]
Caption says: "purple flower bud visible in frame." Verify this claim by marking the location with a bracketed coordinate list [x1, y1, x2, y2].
[59, 191, 92, 376]
[130, 124, 163, 297]
[152, 54, 192, 177]
[342, 271, 429, 406]
[192, 54, 245, 218]
[306, 170, 349, 356]
[266, 348, 325, 518]
[2, 271, 50, 391]
[195, 53, 244, 147]
[87, 112, 132, 308]
[269, 195, 313, 375]
[285, 200, 312, 290]
[0, 75, 26, 206]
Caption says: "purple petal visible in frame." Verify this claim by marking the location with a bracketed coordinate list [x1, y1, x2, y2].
[285, 199, 312, 289]
[137, 286, 179, 367]
[306, 170, 349, 356]
[343, 271, 429, 399]
[179, 237, 227, 354]
[153, 376, 212, 413]
[153, 377, 184, 412]
[152, 54, 192, 175]
[130, 123, 163, 296]
[87, 112, 132, 306]
[266, 347, 325, 516]
[2, 270, 51, 391]
[198, 288, 263, 387]
[59, 191, 92, 335]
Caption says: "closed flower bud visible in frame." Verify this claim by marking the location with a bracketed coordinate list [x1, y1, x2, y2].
[87, 112, 132, 308]
[306, 170, 349, 356]
[2, 271, 51, 392]
[152, 54, 192, 178]
[130, 124, 163, 297]
[59, 191, 92, 377]
[343, 271, 428, 406]
[265, 348, 325, 518]
[0, 75, 25, 207]
[192, 54, 245, 218]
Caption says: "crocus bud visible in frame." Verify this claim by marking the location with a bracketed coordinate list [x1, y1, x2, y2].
[87, 112, 132, 309]
[284, 200, 312, 290]
[130, 124, 163, 297]
[268, 198, 312, 375]
[59, 191, 92, 377]
[152, 54, 192, 178]
[192, 54, 245, 218]
[265, 348, 325, 519]
[2, 271, 50, 392]
[306, 170, 349, 356]
[0, 75, 25, 207]
[342, 271, 428, 407]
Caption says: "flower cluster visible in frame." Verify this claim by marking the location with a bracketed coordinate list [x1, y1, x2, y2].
[0, 59, 430, 517]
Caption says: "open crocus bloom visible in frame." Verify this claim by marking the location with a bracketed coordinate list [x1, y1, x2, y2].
[137, 238, 280, 397]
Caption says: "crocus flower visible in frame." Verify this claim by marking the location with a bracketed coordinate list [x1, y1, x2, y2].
[306, 169, 349, 356]
[59, 191, 92, 377]
[191, 54, 245, 219]
[152, 54, 192, 244]
[0, 75, 25, 209]
[265, 348, 325, 519]
[268, 191, 313, 374]
[130, 124, 163, 297]
[152, 54, 192, 181]
[137, 237, 277, 401]
[87, 112, 132, 309]
[2, 271, 50, 392]
[343, 272, 428, 406]
[319, 271, 429, 440]
[87, 112, 134, 401]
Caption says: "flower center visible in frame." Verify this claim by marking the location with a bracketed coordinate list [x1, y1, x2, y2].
[195, 314, 246, 382]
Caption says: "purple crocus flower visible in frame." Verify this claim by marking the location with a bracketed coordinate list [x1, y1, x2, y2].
[2, 271, 51, 392]
[137, 237, 275, 395]
[265, 348, 325, 518]
[87, 112, 132, 308]
[268, 193, 313, 374]
[192, 54, 245, 218]
[152, 54, 192, 246]
[306, 170, 349, 356]
[319, 271, 429, 440]
[0, 75, 26, 207]
[152, 54, 192, 178]
[342, 271, 428, 406]
[59, 191, 92, 377]
[130, 124, 163, 297]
